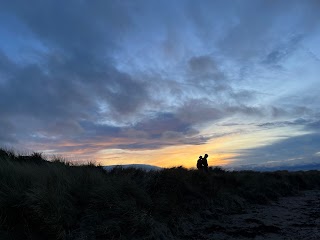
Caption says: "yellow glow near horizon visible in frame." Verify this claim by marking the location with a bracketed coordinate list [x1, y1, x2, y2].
[95, 125, 310, 168]
[95, 145, 236, 168]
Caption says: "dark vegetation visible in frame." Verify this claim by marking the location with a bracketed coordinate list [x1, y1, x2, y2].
[1, 149, 320, 240]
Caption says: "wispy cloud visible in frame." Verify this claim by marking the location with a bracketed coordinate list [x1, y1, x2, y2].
[0, 0, 320, 167]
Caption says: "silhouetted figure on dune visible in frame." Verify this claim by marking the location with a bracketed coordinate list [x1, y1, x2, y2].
[197, 156, 203, 171]
[202, 154, 209, 172]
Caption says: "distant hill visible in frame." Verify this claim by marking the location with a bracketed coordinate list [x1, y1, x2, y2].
[103, 164, 162, 171]
[232, 163, 320, 172]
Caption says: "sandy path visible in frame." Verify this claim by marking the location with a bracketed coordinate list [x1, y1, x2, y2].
[183, 190, 320, 240]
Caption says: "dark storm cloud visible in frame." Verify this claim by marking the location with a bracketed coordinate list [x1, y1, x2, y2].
[0, 1, 152, 145]
[0, 60, 149, 129]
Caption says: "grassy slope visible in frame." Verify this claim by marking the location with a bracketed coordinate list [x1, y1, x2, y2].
[1, 149, 320, 240]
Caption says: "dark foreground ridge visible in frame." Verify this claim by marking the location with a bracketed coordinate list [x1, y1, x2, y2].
[1, 149, 320, 240]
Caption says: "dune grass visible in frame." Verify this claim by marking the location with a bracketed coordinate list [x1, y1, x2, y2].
[0, 148, 320, 239]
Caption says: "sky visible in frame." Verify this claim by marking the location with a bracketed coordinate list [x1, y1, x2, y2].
[0, 0, 320, 169]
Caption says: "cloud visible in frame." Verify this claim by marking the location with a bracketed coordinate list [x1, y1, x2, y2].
[0, 118, 16, 144]
[188, 55, 225, 82]
[0, 0, 320, 165]
[0, 51, 17, 77]
[216, 0, 320, 61]
[1, 1, 132, 52]
[0, 1, 152, 145]
[1, 1, 149, 115]
[177, 99, 223, 125]
[262, 34, 305, 67]
[134, 113, 191, 137]
[257, 118, 310, 128]
[306, 120, 320, 132]
[234, 133, 320, 166]
[22, 111, 209, 152]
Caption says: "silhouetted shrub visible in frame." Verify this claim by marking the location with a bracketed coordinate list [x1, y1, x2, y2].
[0, 148, 320, 239]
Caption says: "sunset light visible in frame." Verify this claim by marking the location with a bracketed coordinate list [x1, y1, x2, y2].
[1, 0, 319, 171]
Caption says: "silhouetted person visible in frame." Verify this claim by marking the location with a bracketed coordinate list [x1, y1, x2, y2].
[202, 154, 208, 172]
[197, 156, 203, 171]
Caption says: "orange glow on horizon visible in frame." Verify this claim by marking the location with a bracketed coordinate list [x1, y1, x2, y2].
[29, 125, 310, 168]
[94, 125, 309, 168]
[95, 134, 240, 168]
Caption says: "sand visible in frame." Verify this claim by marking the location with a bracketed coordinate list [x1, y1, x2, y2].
[182, 190, 320, 240]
